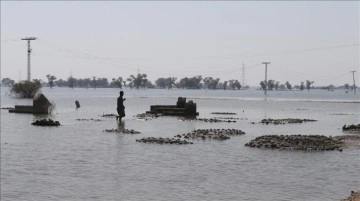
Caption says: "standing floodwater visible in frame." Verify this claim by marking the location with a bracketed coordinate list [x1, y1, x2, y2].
[1, 87, 359, 201]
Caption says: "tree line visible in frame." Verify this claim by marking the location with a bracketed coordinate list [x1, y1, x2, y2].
[259, 80, 315, 91]
[1, 75, 356, 92]
[1, 74, 245, 90]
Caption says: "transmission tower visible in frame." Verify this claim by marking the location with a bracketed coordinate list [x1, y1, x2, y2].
[350, 70, 356, 94]
[21, 37, 37, 81]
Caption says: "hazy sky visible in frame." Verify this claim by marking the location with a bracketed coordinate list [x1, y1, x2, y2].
[1, 1, 359, 86]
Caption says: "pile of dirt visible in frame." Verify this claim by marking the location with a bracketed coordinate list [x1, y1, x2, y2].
[31, 119, 61, 126]
[245, 135, 343, 151]
[176, 129, 246, 140]
[260, 118, 317, 125]
[136, 137, 193, 145]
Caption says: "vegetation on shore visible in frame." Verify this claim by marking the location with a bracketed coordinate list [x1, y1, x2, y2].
[10, 79, 42, 98]
[1, 73, 356, 92]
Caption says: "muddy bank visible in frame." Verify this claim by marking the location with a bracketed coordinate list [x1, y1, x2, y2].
[136, 137, 193, 145]
[334, 135, 360, 149]
[175, 129, 246, 140]
[101, 113, 118, 118]
[1, 107, 14, 110]
[179, 118, 237, 123]
[213, 117, 247, 120]
[76, 118, 102, 121]
[260, 118, 317, 125]
[342, 124, 360, 131]
[103, 128, 141, 134]
[342, 190, 360, 201]
[134, 113, 161, 120]
[211, 112, 237, 115]
[245, 135, 342, 151]
[32, 119, 61, 126]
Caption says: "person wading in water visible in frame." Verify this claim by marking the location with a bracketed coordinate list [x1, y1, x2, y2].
[117, 91, 126, 121]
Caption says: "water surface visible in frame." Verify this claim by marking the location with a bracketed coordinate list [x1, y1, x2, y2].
[1, 87, 359, 201]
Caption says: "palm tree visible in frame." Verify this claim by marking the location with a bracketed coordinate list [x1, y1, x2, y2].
[306, 80, 314, 91]
[46, 74, 57, 89]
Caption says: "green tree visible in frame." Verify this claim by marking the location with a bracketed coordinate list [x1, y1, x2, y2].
[166, 77, 176, 89]
[300, 82, 305, 91]
[92, 76, 97, 89]
[11, 79, 42, 98]
[306, 80, 314, 91]
[285, 81, 292, 91]
[203, 77, 220, 89]
[223, 81, 228, 90]
[1, 78, 15, 87]
[129, 73, 148, 89]
[155, 78, 167, 89]
[68, 76, 75, 89]
[46, 74, 57, 89]
[275, 81, 280, 90]
[177, 76, 202, 89]
[268, 80, 275, 90]
[260, 81, 266, 90]
[110, 77, 123, 88]
[126, 78, 133, 89]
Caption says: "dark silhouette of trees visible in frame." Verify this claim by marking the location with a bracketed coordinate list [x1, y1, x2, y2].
[146, 81, 155, 88]
[155, 78, 167, 89]
[260, 81, 266, 90]
[167, 77, 176, 89]
[275, 81, 280, 90]
[96, 77, 109, 88]
[279, 84, 286, 91]
[177, 76, 202, 89]
[223, 81, 228, 90]
[11, 79, 42, 98]
[1, 78, 15, 87]
[110, 77, 123, 88]
[46, 74, 57, 89]
[285, 81, 292, 91]
[92, 76, 97, 89]
[68, 76, 75, 89]
[203, 77, 220, 89]
[129, 73, 148, 89]
[268, 80, 275, 90]
[126, 78, 133, 89]
[306, 80, 314, 91]
[300, 82, 305, 91]
[344, 83, 350, 91]
[228, 80, 241, 90]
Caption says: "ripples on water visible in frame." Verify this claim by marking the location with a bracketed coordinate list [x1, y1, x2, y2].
[1, 87, 359, 201]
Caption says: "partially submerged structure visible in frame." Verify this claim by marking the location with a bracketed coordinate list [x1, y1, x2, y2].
[9, 93, 51, 114]
[147, 97, 198, 116]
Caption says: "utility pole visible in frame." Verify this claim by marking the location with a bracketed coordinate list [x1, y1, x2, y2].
[21, 37, 37, 81]
[262, 62, 271, 95]
[350, 70, 356, 94]
[242, 60, 246, 87]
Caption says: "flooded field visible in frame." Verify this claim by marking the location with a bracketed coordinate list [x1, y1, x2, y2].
[1, 87, 359, 201]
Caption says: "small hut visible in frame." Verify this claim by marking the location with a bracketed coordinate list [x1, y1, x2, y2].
[9, 93, 51, 114]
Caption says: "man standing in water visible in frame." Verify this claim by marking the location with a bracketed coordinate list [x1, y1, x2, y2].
[117, 91, 126, 121]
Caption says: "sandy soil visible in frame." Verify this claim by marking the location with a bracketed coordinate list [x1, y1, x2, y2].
[342, 191, 360, 201]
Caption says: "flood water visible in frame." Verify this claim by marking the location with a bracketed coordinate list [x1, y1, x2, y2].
[1, 87, 359, 201]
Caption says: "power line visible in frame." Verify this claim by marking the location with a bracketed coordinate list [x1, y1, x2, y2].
[350, 70, 357, 94]
[262, 62, 271, 96]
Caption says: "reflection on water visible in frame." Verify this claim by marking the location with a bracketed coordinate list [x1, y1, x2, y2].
[1, 87, 359, 201]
